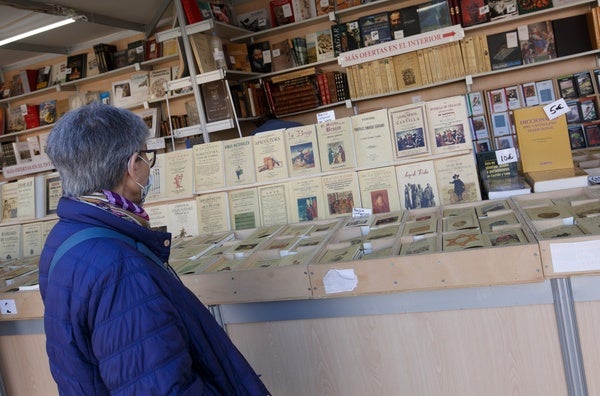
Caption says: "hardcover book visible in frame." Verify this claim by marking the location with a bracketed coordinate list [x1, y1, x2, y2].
[395, 160, 440, 210]
[224, 42, 252, 72]
[426, 95, 471, 155]
[351, 108, 394, 168]
[316, 117, 356, 172]
[487, 30, 523, 70]
[148, 68, 171, 100]
[193, 141, 225, 192]
[65, 53, 87, 82]
[513, 105, 573, 173]
[270, 0, 295, 26]
[459, 0, 490, 27]
[35, 66, 52, 90]
[359, 12, 392, 47]
[358, 166, 401, 214]
[237, 8, 270, 31]
[253, 129, 289, 183]
[434, 154, 482, 205]
[322, 171, 361, 219]
[392, 51, 423, 90]
[223, 136, 256, 187]
[552, 14, 593, 57]
[488, 0, 518, 19]
[38, 100, 57, 126]
[189, 32, 216, 74]
[248, 41, 272, 73]
[228, 187, 261, 230]
[195, 192, 230, 234]
[284, 124, 322, 177]
[270, 39, 295, 71]
[518, 21, 556, 64]
[201, 80, 232, 122]
[524, 167, 588, 192]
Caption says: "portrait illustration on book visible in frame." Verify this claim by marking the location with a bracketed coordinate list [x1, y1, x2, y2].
[298, 196, 319, 221]
[371, 190, 390, 214]
[289, 142, 315, 169]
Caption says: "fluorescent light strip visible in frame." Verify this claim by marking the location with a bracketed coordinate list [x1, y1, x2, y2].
[0, 18, 76, 47]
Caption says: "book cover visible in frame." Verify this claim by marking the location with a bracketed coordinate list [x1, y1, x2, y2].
[460, 0, 490, 27]
[585, 124, 600, 147]
[316, 117, 356, 172]
[65, 53, 87, 82]
[224, 42, 252, 72]
[581, 98, 597, 122]
[522, 82, 540, 106]
[388, 102, 429, 160]
[552, 14, 593, 57]
[321, 171, 361, 219]
[359, 12, 392, 47]
[193, 141, 225, 192]
[358, 166, 401, 214]
[1, 182, 18, 221]
[164, 149, 194, 198]
[253, 129, 289, 183]
[518, 21, 556, 64]
[38, 100, 57, 126]
[401, 5, 421, 37]
[35, 66, 52, 90]
[50, 60, 68, 85]
[189, 32, 216, 74]
[21, 222, 42, 257]
[426, 95, 471, 155]
[467, 91, 485, 116]
[417, 1, 451, 33]
[127, 39, 146, 64]
[286, 178, 324, 223]
[130, 72, 149, 104]
[434, 154, 482, 205]
[195, 192, 230, 234]
[557, 74, 577, 99]
[569, 125, 587, 149]
[488, 88, 508, 113]
[144, 153, 166, 203]
[351, 108, 394, 168]
[487, 30, 523, 70]
[112, 79, 135, 108]
[223, 136, 257, 187]
[26, 136, 41, 161]
[270, 0, 295, 26]
[258, 183, 289, 226]
[482, 176, 532, 199]
[536, 79, 555, 104]
[392, 51, 422, 90]
[168, 200, 199, 238]
[201, 80, 232, 122]
[146, 203, 170, 232]
[505, 85, 523, 109]
[228, 187, 261, 230]
[517, 0, 552, 14]
[270, 39, 294, 71]
[395, 160, 440, 210]
[237, 8, 271, 31]
[284, 124, 322, 177]
[0, 224, 21, 260]
[248, 41, 272, 73]
[148, 68, 170, 100]
[13, 141, 32, 164]
[44, 172, 62, 216]
[488, 0, 518, 19]
[513, 105, 573, 173]
[574, 71, 595, 97]
[16, 177, 36, 220]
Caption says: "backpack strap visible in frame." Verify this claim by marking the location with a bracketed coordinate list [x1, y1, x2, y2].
[48, 227, 169, 280]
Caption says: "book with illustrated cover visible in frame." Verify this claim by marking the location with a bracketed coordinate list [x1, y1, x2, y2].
[505, 85, 523, 109]
[148, 68, 170, 100]
[193, 141, 225, 192]
[443, 212, 479, 232]
[401, 217, 438, 236]
[253, 129, 288, 183]
[392, 52, 423, 90]
[487, 30, 522, 70]
[488, 0, 518, 19]
[395, 160, 440, 210]
[316, 117, 356, 172]
[168, 200, 199, 238]
[16, 177, 35, 220]
[13, 141, 32, 164]
[460, 0, 490, 27]
[467, 92, 485, 116]
[478, 212, 519, 232]
[223, 136, 256, 187]
[284, 125, 321, 177]
[426, 96, 471, 155]
[514, 105, 572, 173]
[7, 107, 25, 133]
[44, 172, 61, 216]
[518, 21, 556, 64]
[318, 244, 362, 264]
[248, 41, 272, 73]
[522, 82, 539, 106]
[164, 149, 194, 198]
[258, 183, 289, 226]
[195, 192, 230, 234]
[35, 66, 52, 90]
[399, 236, 438, 255]
[574, 71, 595, 97]
[388, 103, 429, 160]
[270, 0, 294, 26]
[130, 72, 149, 104]
[581, 99, 598, 122]
[286, 178, 324, 223]
[321, 171, 361, 219]
[270, 39, 294, 71]
[1, 182, 18, 222]
[434, 154, 482, 205]
[228, 187, 261, 230]
[224, 42, 252, 72]
[38, 100, 56, 126]
[488, 88, 507, 113]
[443, 230, 488, 251]
[145, 153, 166, 203]
[65, 53, 87, 82]
[0, 224, 21, 260]
[557, 74, 577, 99]
[416, 1, 451, 33]
[189, 32, 216, 74]
[351, 109, 394, 168]
[305, 29, 334, 63]
[359, 12, 392, 47]
[536, 79, 555, 104]
[237, 8, 270, 31]
[358, 166, 401, 214]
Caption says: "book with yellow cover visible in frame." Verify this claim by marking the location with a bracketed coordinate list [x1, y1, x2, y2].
[258, 183, 289, 226]
[286, 178, 325, 223]
[514, 105, 573, 173]
[351, 109, 394, 168]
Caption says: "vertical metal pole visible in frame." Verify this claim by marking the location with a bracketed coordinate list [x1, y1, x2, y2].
[552, 277, 588, 396]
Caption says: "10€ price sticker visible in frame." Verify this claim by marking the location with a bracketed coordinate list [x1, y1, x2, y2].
[496, 147, 518, 165]
[544, 98, 569, 120]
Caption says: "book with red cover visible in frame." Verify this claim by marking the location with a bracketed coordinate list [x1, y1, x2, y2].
[24, 105, 40, 129]
[270, 0, 295, 27]
[19, 69, 38, 93]
[460, 0, 490, 27]
[145, 39, 161, 60]
[181, 0, 204, 24]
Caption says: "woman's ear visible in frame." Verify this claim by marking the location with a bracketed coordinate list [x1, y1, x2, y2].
[126, 152, 139, 177]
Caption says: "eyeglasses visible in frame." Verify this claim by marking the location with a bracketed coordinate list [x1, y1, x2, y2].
[137, 149, 157, 168]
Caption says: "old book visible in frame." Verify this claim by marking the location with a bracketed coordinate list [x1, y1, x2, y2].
[224, 42, 252, 72]
[286, 178, 325, 223]
[112, 79, 135, 108]
[351, 109, 394, 168]
[38, 100, 57, 126]
[223, 136, 256, 187]
[270, 40, 294, 72]
[525, 167, 588, 192]
[434, 154, 482, 205]
[321, 171, 361, 219]
[146, 203, 171, 232]
[228, 187, 261, 230]
[148, 68, 171, 100]
[318, 244, 362, 263]
[193, 141, 225, 192]
[258, 183, 289, 226]
[6, 107, 25, 133]
[0, 224, 21, 260]
[305, 29, 334, 62]
[316, 117, 356, 172]
[487, 30, 522, 70]
[488, 0, 518, 19]
[574, 71, 595, 97]
[164, 149, 194, 198]
[237, 8, 270, 31]
[13, 141, 32, 164]
[201, 80, 231, 122]
[44, 172, 62, 216]
[417, 1, 451, 32]
[358, 166, 401, 214]
[1, 182, 18, 222]
[189, 32, 216, 73]
[399, 236, 438, 255]
[129, 72, 149, 104]
[388, 103, 429, 160]
[460, 0, 490, 27]
[248, 41, 272, 73]
[392, 52, 423, 90]
[395, 160, 440, 210]
[536, 79, 556, 104]
[253, 129, 289, 183]
[195, 192, 230, 234]
[426, 95, 471, 155]
[168, 200, 199, 238]
[21, 222, 42, 257]
[443, 230, 488, 251]
[513, 105, 573, 173]
[145, 153, 166, 203]
[16, 177, 35, 220]
[270, 0, 295, 26]
[284, 124, 322, 177]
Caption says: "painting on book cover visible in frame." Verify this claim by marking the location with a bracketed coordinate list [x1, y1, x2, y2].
[326, 191, 355, 217]
[325, 141, 348, 166]
[297, 196, 319, 221]
[389, 103, 429, 159]
[289, 142, 316, 171]
[433, 124, 467, 150]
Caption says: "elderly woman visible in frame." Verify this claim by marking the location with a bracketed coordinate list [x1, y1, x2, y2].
[39, 103, 269, 395]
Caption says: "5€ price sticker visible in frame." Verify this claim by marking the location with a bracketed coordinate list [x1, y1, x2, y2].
[496, 147, 517, 165]
[544, 98, 569, 120]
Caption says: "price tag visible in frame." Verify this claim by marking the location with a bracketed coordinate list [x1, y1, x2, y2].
[272, 48, 281, 57]
[146, 137, 166, 150]
[20, 104, 28, 116]
[495, 147, 517, 165]
[544, 98, 569, 120]
[263, 49, 272, 64]
[282, 4, 292, 18]
[65, 67, 72, 75]
[353, 207, 372, 217]
[317, 110, 335, 123]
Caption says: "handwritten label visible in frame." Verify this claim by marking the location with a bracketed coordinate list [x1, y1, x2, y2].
[317, 110, 335, 123]
[353, 207, 372, 217]
[544, 98, 569, 120]
[496, 147, 517, 165]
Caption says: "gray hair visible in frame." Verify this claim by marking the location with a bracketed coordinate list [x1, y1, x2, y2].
[46, 103, 148, 196]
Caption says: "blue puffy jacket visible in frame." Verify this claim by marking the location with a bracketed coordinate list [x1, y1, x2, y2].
[39, 197, 270, 395]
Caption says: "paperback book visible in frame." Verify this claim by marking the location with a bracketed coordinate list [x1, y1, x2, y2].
[316, 117, 356, 172]
[358, 166, 401, 214]
[351, 109, 394, 168]
[284, 124, 322, 177]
